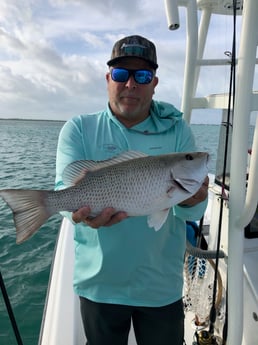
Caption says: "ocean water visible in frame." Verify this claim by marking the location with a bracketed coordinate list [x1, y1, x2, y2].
[0, 119, 220, 345]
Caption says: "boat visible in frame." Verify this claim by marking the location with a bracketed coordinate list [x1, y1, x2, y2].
[38, 1, 258, 344]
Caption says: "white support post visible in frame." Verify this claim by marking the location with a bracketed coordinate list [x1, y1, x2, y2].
[227, 1, 258, 344]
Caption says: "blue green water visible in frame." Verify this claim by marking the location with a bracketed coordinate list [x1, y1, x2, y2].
[0, 119, 220, 345]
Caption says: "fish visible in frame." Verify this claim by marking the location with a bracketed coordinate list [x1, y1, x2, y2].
[0, 151, 209, 244]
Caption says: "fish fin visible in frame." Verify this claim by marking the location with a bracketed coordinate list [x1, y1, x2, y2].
[0, 189, 52, 244]
[62, 150, 148, 186]
[147, 209, 170, 231]
[62, 161, 91, 186]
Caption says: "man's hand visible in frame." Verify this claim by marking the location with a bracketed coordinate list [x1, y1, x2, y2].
[179, 176, 209, 207]
[72, 206, 128, 228]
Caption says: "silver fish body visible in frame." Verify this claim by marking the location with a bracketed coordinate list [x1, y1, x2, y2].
[0, 151, 209, 243]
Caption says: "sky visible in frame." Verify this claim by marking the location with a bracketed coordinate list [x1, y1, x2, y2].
[0, 0, 255, 124]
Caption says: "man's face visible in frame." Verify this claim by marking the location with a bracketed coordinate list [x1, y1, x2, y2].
[106, 57, 158, 128]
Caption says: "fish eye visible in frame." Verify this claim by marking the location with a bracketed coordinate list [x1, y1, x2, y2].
[185, 154, 194, 160]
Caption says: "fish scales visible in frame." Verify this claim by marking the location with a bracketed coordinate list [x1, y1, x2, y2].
[48, 155, 171, 216]
[0, 151, 209, 243]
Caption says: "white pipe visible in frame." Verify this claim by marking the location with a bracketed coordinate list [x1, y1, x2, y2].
[197, 58, 231, 66]
[227, 1, 258, 344]
[237, 115, 258, 228]
[180, 0, 198, 123]
[192, 7, 211, 93]
[164, 0, 180, 30]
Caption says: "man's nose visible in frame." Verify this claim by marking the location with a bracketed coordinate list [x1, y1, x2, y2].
[125, 75, 137, 88]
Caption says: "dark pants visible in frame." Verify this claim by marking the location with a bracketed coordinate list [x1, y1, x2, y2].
[80, 297, 184, 345]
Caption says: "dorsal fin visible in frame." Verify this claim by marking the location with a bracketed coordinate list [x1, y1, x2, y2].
[62, 150, 148, 187]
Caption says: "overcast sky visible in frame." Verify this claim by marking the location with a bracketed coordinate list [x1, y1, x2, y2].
[0, 0, 254, 124]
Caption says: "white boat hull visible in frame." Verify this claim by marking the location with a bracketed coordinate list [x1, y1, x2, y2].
[39, 218, 138, 345]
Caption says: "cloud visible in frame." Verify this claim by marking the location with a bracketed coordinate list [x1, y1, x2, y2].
[0, 1, 167, 120]
[0, 1, 256, 124]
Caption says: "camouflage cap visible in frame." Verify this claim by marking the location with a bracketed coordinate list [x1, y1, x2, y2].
[107, 35, 158, 69]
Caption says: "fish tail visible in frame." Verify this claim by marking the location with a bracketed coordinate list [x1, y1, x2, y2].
[0, 189, 53, 244]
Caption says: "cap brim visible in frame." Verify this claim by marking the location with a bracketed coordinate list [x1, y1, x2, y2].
[107, 56, 158, 70]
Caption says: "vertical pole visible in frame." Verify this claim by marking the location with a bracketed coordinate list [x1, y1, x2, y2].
[227, 1, 258, 344]
[180, 0, 198, 123]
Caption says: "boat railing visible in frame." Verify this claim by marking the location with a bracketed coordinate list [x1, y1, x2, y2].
[164, 1, 258, 344]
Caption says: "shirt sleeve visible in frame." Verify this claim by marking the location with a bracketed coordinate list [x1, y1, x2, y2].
[55, 117, 85, 190]
[55, 117, 85, 222]
[174, 199, 208, 221]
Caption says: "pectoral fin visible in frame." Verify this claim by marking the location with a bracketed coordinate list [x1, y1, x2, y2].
[147, 209, 170, 231]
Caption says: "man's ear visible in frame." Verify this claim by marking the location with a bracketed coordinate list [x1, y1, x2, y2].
[106, 72, 111, 82]
[153, 76, 159, 87]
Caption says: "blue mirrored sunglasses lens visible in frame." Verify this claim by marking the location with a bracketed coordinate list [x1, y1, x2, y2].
[134, 70, 153, 84]
[111, 69, 129, 82]
[111, 69, 153, 84]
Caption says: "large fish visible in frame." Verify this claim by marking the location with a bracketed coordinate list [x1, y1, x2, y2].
[0, 151, 209, 244]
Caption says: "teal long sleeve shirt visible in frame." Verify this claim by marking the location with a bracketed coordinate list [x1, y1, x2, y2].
[55, 100, 208, 306]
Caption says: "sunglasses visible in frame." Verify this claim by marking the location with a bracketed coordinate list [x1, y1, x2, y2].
[110, 68, 154, 84]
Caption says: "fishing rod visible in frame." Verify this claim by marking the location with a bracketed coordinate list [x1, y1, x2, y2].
[208, 0, 237, 342]
[193, 1, 238, 344]
[0, 270, 24, 345]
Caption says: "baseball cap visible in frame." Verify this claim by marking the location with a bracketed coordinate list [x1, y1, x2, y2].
[107, 35, 158, 69]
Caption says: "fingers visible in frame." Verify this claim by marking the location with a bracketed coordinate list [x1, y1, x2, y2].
[103, 211, 128, 227]
[72, 206, 91, 223]
[84, 207, 126, 228]
[72, 206, 128, 228]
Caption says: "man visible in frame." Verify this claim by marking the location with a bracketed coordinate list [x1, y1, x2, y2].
[55, 35, 208, 345]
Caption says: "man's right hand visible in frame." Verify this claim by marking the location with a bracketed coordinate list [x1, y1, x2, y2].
[72, 206, 128, 228]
